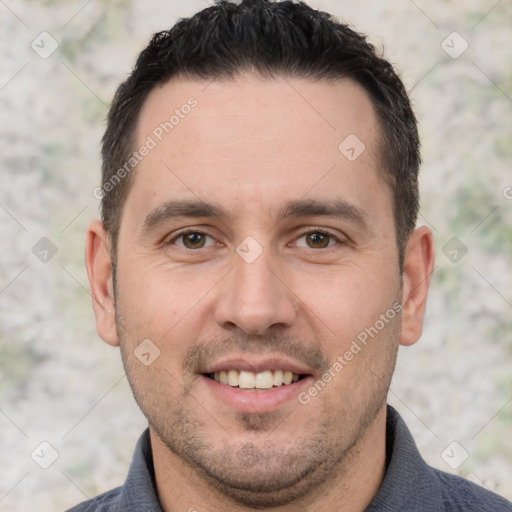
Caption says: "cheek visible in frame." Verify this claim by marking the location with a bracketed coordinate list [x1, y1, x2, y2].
[291, 265, 401, 400]
[114, 258, 228, 369]
[117, 254, 202, 314]
[291, 263, 399, 337]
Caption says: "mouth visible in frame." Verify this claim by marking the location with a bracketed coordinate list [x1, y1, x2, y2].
[198, 356, 316, 412]
[204, 369, 307, 390]
[199, 365, 314, 413]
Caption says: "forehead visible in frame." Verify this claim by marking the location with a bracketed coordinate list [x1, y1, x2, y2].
[137, 73, 379, 157]
[126, 73, 389, 226]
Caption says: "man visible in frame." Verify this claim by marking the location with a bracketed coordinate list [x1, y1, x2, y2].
[70, 1, 512, 510]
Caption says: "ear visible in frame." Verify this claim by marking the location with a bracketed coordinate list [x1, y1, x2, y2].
[85, 220, 119, 346]
[400, 226, 435, 346]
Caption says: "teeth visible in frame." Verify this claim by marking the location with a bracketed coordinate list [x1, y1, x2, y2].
[239, 370, 256, 389]
[228, 369, 239, 386]
[255, 370, 273, 389]
[211, 369, 301, 389]
[273, 369, 283, 386]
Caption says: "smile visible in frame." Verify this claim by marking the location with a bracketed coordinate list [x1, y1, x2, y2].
[206, 369, 302, 389]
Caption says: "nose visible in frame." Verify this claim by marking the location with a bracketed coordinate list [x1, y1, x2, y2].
[213, 248, 298, 336]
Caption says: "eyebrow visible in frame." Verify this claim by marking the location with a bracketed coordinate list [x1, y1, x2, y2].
[141, 198, 369, 233]
[280, 198, 368, 227]
[142, 200, 229, 233]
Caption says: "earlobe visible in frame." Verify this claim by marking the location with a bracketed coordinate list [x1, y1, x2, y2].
[85, 220, 119, 346]
[399, 226, 435, 347]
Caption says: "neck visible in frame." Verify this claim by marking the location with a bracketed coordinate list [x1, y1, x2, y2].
[151, 404, 388, 512]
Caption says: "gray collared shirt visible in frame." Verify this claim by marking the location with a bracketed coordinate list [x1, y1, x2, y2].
[66, 406, 512, 511]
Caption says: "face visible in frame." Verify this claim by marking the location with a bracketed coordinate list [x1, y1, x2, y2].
[88, 74, 429, 508]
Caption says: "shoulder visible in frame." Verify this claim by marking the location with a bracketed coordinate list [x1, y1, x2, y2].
[64, 486, 122, 512]
[64, 429, 162, 512]
[430, 466, 512, 511]
[374, 406, 512, 512]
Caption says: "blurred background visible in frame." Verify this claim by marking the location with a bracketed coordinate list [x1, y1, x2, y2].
[0, 1, 510, 510]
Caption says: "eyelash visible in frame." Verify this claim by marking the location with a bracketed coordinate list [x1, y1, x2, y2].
[168, 228, 343, 250]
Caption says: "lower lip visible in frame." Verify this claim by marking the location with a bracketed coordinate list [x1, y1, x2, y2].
[199, 375, 313, 413]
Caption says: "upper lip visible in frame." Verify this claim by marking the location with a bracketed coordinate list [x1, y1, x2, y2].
[201, 356, 315, 376]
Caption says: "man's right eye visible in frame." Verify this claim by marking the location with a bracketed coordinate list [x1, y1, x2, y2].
[170, 230, 216, 250]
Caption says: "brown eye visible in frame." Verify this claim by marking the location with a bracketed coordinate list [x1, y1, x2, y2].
[183, 233, 205, 249]
[304, 232, 333, 249]
[175, 232, 213, 249]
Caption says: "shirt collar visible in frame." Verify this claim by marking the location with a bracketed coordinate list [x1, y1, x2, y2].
[367, 405, 443, 511]
[119, 428, 163, 511]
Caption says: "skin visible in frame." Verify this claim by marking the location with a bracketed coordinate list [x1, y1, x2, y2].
[86, 74, 434, 511]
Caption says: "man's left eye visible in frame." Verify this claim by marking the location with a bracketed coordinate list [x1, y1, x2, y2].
[294, 231, 338, 249]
